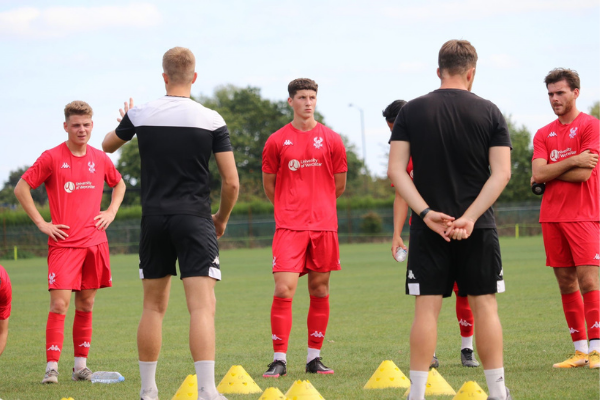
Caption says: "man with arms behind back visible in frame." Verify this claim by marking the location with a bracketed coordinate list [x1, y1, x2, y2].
[103, 47, 239, 400]
[388, 40, 512, 400]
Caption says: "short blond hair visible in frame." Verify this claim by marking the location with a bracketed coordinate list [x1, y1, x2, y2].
[64, 100, 93, 121]
[162, 47, 195, 85]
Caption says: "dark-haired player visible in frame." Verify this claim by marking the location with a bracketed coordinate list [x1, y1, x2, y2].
[262, 78, 347, 378]
[532, 68, 599, 369]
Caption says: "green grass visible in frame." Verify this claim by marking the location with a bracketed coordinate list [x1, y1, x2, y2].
[0, 237, 598, 399]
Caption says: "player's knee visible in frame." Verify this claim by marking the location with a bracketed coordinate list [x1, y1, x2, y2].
[49, 299, 69, 314]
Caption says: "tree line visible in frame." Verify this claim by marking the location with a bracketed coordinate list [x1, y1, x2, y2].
[1, 87, 598, 209]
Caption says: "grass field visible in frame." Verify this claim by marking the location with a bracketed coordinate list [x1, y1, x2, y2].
[0, 236, 598, 400]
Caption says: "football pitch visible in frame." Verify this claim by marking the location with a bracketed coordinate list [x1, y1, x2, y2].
[0, 236, 598, 400]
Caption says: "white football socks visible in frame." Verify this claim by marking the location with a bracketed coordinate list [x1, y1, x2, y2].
[408, 370, 428, 400]
[195, 360, 219, 400]
[274, 352, 287, 363]
[589, 339, 600, 353]
[46, 361, 58, 372]
[484, 367, 507, 400]
[307, 348, 321, 364]
[139, 361, 158, 399]
[574, 339, 589, 354]
[74, 357, 86, 372]
[461, 335, 474, 350]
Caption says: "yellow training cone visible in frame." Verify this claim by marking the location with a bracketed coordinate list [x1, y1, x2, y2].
[364, 360, 410, 389]
[258, 386, 287, 400]
[285, 380, 325, 400]
[452, 381, 487, 400]
[217, 365, 262, 394]
[404, 368, 456, 397]
[61, 398, 74, 400]
[172, 374, 197, 399]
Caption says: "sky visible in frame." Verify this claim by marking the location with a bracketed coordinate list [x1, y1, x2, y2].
[0, 0, 599, 185]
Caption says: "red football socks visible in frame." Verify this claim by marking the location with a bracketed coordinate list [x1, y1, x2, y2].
[307, 295, 330, 350]
[561, 291, 587, 342]
[46, 312, 66, 363]
[455, 295, 474, 337]
[73, 310, 93, 358]
[583, 290, 600, 340]
[271, 296, 293, 353]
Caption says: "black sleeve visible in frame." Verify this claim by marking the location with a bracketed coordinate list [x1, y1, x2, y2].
[115, 113, 136, 142]
[212, 125, 233, 153]
[489, 106, 512, 149]
[389, 106, 410, 143]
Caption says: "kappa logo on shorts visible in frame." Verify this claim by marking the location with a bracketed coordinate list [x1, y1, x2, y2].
[78, 342, 91, 348]
[569, 327, 580, 334]
[459, 319, 473, 327]
[594, 254, 600, 260]
[407, 270, 416, 280]
[48, 272, 56, 285]
[313, 137, 324, 149]
[591, 321, 600, 329]
[212, 256, 220, 266]
[272, 334, 282, 341]
[499, 269, 504, 277]
[310, 331, 325, 338]
[47, 345, 61, 352]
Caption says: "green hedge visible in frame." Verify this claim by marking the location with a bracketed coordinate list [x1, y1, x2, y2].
[0, 195, 396, 227]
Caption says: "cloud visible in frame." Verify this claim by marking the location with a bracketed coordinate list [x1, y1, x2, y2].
[0, 3, 161, 38]
[483, 54, 519, 69]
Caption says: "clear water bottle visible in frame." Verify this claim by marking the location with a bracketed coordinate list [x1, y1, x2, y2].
[395, 248, 407, 262]
[90, 371, 125, 384]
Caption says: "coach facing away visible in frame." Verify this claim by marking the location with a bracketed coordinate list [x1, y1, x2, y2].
[102, 47, 239, 400]
[388, 39, 512, 400]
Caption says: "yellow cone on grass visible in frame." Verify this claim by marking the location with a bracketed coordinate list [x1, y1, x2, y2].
[403, 368, 456, 397]
[452, 381, 487, 400]
[258, 386, 287, 400]
[363, 360, 410, 389]
[217, 365, 262, 394]
[285, 380, 325, 400]
[60, 398, 74, 400]
[172, 374, 197, 399]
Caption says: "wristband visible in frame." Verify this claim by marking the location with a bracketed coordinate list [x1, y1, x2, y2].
[419, 208, 431, 220]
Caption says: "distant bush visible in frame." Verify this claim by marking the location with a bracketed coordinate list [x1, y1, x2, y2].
[360, 211, 383, 234]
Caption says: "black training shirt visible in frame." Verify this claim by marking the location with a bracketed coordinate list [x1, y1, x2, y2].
[390, 89, 511, 229]
[115, 96, 233, 218]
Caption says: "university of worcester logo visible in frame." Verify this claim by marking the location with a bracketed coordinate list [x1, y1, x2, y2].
[288, 159, 300, 171]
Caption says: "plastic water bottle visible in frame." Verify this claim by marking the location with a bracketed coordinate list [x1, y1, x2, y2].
[395, 248, 407, 262]
[90, 371, 125, 384]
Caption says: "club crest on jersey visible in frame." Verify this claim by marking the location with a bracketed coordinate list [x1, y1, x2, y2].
[548, 132, 557, 138]
[64, 182, 75, 193]
[288, 159, 300, 171]
[313, 137, 323, 149]
[569, 127, 577, 138]
[88, 161, 95, 173]
[283, 139, 293, 146]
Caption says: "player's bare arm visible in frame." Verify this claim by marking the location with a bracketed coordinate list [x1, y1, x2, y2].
[94, 178, 126, 231]
[14, 179, 69, 242]
[262, 172, 276, 205]
[102, 98, 134, 153]
[391, 192, 408, 258]
[334, 172, 346, 198]
[0, 318, 8, 356]
[212, 151, 239, 239]
[388, 141, 454, 241]
[446, 146, 511, 241]
[532, 150, 598, 183]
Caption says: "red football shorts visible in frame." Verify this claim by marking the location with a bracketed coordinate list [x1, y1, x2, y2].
[541, 221, 600, 267]
[47, 242, 112, 291]
[0, 268, 12, 320]
[272, 229, 341, 275]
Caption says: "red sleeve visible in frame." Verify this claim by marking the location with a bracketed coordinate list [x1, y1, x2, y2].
[331, 133, 347, 174]
[580, 117, 600, 154]
[103, 153, 122, 188]
[21, 151, 53, 189]
[532, 130, 547, 161]
[262, 136, 279, 174]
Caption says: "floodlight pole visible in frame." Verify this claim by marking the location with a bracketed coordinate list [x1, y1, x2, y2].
[348, 103, 366, 165]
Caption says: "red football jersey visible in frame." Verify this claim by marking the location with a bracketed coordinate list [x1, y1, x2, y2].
[0, 265, 11, 320]
[262, 122, 347, 231]
[532, 112, 600, 222]
[391, 158, 414, 224]
[22, 143, 122, 247]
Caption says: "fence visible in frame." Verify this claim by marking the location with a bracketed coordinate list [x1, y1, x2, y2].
[0, 203, 542, 260]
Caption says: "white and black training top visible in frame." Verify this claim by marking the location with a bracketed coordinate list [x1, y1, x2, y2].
[115, 96, 233, 218]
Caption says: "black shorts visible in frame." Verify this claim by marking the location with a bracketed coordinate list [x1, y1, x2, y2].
[139, 215, 221, 280]
[406, 228, 504, 297]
